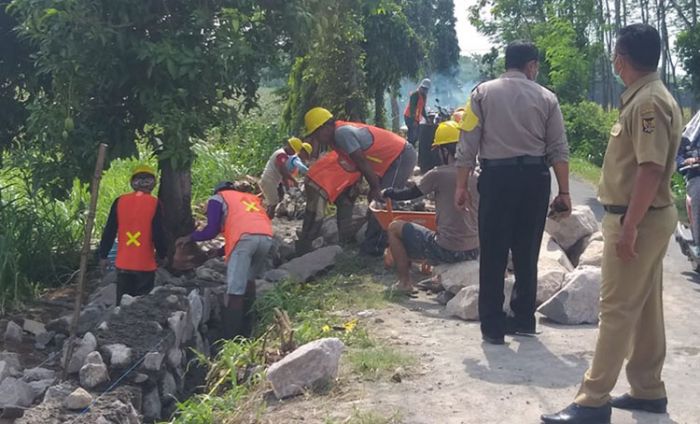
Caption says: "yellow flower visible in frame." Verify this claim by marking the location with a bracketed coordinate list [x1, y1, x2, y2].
[321, 325, 331, 333]
[343, 319, 358, 333]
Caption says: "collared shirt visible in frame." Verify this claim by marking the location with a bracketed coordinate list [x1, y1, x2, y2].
[455, 71, 569, 169]
[598, 72, 682, 208]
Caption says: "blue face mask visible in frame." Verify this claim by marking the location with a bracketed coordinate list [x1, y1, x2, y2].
[612, 63, 624, 87]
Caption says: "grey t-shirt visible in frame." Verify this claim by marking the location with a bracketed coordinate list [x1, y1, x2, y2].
[333, 125, 374, 154]
[418, 165, 479, 252]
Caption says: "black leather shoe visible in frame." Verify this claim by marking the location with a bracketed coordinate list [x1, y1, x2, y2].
[541, 403, 611, 424]
[481, 334, 505, 345]
[610, 393, 667, 414]
[505, 316, 538, 336]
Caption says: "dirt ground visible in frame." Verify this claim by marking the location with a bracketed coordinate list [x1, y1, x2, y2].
[261, 177, 700, 424]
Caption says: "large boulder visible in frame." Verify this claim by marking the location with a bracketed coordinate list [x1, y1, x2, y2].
[79, 352, 109, 389]
[0, 377, 35, 408]
[432, 260, 480, 295]
[445, 277, 514, 321]
[279, 245, 343, 282]
[539, 233, 575, 272]
[22, 319, 46, 337]
[545, 205, 599, 251]
[579, 240, 605, 267]
[63, 332, 98, 374]
[63, 387, 93, 410]
[267, 338, 344, 399]
[538, 266, 602, 325]
[537, 267, 567, 305]
[102, 344, 133, 368]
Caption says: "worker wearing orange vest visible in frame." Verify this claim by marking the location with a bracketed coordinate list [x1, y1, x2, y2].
[177, 181, 273, 340]
[403, 78, 431, 145]
[304, 107, 417, 256]
[98, 165, 167, 306]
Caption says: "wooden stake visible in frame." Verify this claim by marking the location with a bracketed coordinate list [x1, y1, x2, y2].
[62, 143, 108, 379]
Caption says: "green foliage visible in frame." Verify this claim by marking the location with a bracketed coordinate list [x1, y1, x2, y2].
[535, 17, 589, 103]
[347, 345, 415, 380]
[561, 101, 618, 167]
[677, 26, 700, 101]
[0, 168, 87, 312]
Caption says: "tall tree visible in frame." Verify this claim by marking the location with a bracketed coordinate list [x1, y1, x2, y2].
[8, 0, 289, 243]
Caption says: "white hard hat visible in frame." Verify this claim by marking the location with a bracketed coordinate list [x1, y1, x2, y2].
[420, 78, 432, 89]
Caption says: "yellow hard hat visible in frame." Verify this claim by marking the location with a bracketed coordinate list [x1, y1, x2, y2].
[288, 137, 304, 154]
[432, 121, 461, 148]
[131, 164, 156, 178]
[304, 107, 333, 136]
[301, 142, 313, 155]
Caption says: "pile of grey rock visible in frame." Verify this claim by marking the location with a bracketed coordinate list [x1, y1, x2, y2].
[440, 205, 604, 325]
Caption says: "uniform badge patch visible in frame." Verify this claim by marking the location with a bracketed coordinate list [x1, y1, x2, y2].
[642, 117, 655, 134]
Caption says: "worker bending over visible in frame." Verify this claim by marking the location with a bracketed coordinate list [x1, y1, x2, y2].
[259, 137, 312, 218]
[177, 181, 273, 340]
[98, 165, 167, 306]
[383, 121, 479, 294]
[303, 107, 417, 256]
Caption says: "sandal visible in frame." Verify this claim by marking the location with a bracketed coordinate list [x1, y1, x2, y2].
[389, 282, 418, 298]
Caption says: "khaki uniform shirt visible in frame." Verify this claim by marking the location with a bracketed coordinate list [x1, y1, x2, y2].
[455, 71, 569, 169]
[598, 73, 682, 208]
[418, 165, 479, 251]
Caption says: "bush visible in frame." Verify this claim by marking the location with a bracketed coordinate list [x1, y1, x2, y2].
[0, 168, 87, 312]
[561, 100, 618, 166]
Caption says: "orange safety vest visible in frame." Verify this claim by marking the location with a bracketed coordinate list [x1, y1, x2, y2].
[220, 190, 273, 260]
[403, 90, 425, 122]
[115, 192, 158, 272]
[306, 151, 361, 203]
[333, 121, 407, 178]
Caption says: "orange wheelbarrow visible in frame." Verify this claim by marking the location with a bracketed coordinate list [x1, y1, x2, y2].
[369, 201, 437, 274]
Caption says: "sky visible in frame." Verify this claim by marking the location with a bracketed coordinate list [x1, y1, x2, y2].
[454, 0, 493, 55]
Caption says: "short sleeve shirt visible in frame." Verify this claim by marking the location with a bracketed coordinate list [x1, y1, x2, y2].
[333, 125, 374, 155]
[418, 165, 479, 251]
[598, 73, 683, 208]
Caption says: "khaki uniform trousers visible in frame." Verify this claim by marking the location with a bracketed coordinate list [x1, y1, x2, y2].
[575, 206, 677, 407]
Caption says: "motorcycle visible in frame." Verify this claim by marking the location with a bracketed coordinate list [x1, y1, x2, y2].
[418, 98, 455, 173]
[674, 164, 700, 272]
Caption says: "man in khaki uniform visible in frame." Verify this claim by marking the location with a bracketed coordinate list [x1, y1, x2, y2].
[542, 24, 682, 424]
[456, 41, 571, 345]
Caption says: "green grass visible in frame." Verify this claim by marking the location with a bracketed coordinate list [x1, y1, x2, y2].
[347, 345, 416, 381]
[325, 409, 403, 424]
[569, 156, 601, 185]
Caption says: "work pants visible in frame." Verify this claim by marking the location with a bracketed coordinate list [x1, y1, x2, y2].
[361, 144, 418, 255]
[116, 270, 155, 306]
[686, 176, 700, 245]
[477, 164, 550, 338]
[405, 116, 418, 146]
[575, 206, 677, 407]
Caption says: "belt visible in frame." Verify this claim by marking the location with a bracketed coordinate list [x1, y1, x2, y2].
[603, 204, 670, 214]
[481, 156, 546, 168]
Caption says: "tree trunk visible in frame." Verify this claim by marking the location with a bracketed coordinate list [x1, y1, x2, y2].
[374, 86, 386, 129]
[391, 93, 400, 133]
[158, 160, 195, 256]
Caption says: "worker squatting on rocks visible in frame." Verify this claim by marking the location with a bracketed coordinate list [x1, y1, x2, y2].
[176, 181, 273, 340]
[302, 107, 418, 256]
[98, 165, 167, 306]
[259, 137, 313, 218]
[382, 121, 480, 295]
[455, 41, 571, 346]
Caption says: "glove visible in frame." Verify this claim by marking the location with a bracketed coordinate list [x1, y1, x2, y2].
[381, 188, 395, 199]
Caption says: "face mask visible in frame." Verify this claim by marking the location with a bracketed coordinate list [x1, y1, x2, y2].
[611, 61, 624, 86]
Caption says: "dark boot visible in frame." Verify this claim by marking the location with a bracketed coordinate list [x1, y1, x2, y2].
[220, 295, 246, 341]
[610, 394, 667, 414]
[541, 403, 611, 424]
[241, 281, 257, 338]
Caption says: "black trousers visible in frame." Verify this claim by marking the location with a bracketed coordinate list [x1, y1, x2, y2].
[478, 164, 550, 338]
[116, 270, 155, 306]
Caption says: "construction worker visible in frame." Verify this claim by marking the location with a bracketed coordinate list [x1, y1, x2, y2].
[259, 137, 313, 218]
[98, 165, 167, 306]
[304, 107, 418, 256]
[177, 181, 273, 340]
[455, 41, 571, 345]
[383, 121, 479, 294]
[543, 24, 681, 424]
[297, 150, 363, 254]
[403, 79, 431, 145]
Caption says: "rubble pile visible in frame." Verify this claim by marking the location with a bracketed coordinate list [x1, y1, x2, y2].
[441, 206, 604, 325]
